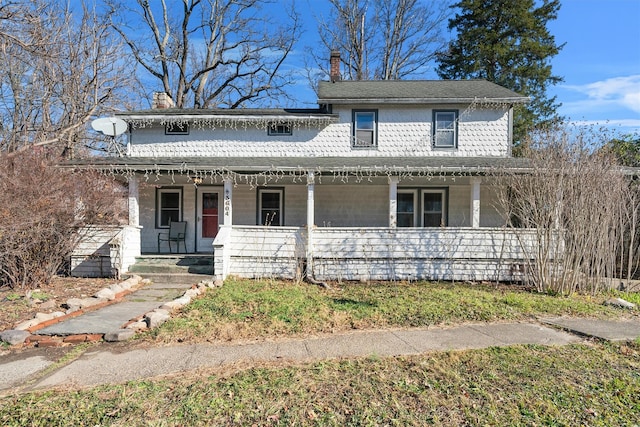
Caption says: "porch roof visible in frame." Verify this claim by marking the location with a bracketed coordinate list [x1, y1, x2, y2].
[67, 156, 532, 175]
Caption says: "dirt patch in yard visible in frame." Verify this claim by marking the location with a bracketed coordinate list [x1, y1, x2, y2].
[0, 277, 117, 333]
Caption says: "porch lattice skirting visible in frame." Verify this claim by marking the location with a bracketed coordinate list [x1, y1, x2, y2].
[213, 226, 540, 282]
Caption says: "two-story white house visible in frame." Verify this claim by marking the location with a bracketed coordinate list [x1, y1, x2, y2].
[75, 54, 535, 283]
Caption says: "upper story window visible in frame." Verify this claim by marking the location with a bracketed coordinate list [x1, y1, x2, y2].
[165, 122, 189, 135]
[267, 123, 292, 136]
[352, 110, 377, 148]
[433, 110, 458, 149]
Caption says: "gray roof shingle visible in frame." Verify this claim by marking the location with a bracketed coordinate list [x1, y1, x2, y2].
[318, 79, 529, 104]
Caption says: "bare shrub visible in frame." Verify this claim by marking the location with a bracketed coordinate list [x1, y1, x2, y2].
[0, 149, 126, 289]
[494, 126, 636, 294]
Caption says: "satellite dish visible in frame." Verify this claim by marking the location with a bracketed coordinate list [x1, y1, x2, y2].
[91, 117, 128, 136]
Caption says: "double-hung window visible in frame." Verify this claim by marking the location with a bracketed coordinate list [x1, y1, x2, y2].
[258, 188, 283, 226]
[156, 188, 182, 228]
[352, 110, 377, 148]
[396, 188, 447, 227]
[423, 189, 447, 227]
[433, 110, 458, 149]
[397, 190, 418, 227]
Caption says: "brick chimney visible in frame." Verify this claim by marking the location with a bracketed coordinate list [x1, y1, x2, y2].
[152, 92, 175, 109]
[330, 50, 341, 83]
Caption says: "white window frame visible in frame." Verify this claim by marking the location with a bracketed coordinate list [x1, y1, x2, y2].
[267, 123, 292, 136]
[433, 110, 458, 149]
[156, 187, 183, 228]
[258, 188, 283, 226]
[352, 110, 378, 148]
[422, 188, 448, 227]
[397, 190, 418, 227]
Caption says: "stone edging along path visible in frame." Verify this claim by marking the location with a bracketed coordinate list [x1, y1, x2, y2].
[0, 276, 224, 348]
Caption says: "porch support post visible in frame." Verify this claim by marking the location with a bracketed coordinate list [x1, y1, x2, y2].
[389, 176, 399, 228]
[223, 176, 233, 226]
[470, 177, 481, 228]
[128, 176, 139, 227]
[306, 171, 315, 276]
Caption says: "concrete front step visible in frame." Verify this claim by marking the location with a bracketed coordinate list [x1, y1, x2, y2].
[133, 272, 212, 285]
[134, 254, 213, 265]
[129, 264, 213, 275]
[128, 254, 214, 277]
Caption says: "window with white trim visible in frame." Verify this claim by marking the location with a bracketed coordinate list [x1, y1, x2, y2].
[397, 190, 418, 227]
[267, 123, 292, 136]
[258, 189, 283, 226]
[352, 110, 377, 148]
[156, 188, 182, 228]
[433, 110, 458, 148]
[422, 189, 447, 227]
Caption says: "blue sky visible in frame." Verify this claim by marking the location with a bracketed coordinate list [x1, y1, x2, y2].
[288, 0, 640, 135]
[547, 0, 640, 134]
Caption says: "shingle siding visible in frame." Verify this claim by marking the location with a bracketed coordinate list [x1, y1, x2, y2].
[128, 105, 511, 158]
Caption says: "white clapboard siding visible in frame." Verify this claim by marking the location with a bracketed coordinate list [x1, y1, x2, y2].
[70, 226, 122, 277]
[213, 226, 544, 282]
[215, 226, 304, 279]
[311, 228, 535, 259]
[310, 227, 538, 282]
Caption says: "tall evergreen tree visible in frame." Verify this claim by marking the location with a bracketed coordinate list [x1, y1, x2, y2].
[437, 0, 564, 148]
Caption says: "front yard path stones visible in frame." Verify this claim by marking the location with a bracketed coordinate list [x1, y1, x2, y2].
[33, 280, 196, 337]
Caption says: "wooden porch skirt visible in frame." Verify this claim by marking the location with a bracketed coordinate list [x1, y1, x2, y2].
[213, 226, 545, 282]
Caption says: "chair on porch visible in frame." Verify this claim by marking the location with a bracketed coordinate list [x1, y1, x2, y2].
[157, 221, 187, 253]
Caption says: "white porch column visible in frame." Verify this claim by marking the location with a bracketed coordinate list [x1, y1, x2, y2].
[470, 177, 481, 228]
[389, 176, 399, 228]
[223, 176, 233, 226]
[306, 171, 315, 274]
[307, 171, 315, 227]
[128, 176, 139, 227]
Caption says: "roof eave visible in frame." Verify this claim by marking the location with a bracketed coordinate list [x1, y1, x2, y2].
[318, 97, 530, 105]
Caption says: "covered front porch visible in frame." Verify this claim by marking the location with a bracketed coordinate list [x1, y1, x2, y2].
[110, 156, 533, 282]
[69, 156, 536, 281]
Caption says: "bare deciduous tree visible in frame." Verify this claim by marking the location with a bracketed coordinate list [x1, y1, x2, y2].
[0, 149, 127, 290]
[310, 0, 450, 81]
[0, 1, 132, 157]
[107, 0, 302, 108]
[494, 126, 638, 294]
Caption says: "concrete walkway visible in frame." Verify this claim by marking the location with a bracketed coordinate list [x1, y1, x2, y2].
[2, 277, 639, 394]
[2, 317, 639, 393]
[34, 281, 192, 336]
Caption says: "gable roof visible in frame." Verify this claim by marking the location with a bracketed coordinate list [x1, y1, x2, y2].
[317, 79, 529, 105]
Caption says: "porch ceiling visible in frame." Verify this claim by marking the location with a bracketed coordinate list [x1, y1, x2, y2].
[65, 156, 533, 175]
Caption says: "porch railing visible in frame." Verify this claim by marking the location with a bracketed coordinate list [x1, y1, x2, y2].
[213, 226, 540, 282]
